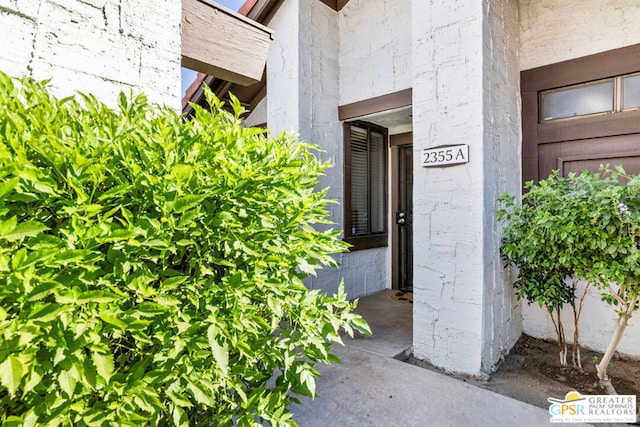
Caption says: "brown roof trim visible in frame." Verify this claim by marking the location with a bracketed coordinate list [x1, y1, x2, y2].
[182, 75, 216, 114]
[244, 0, 283, 23]
[238, 0, 259, 16]
[181, 0, 282, 113]
[182, 0, 349, 115]
[318, 0, 351, 11]
[337, 0, 350, 10]
[181, 72, 207, 110]
[338, 88, 413, 121]
[245, 0, 348, 15]
[248, 84, 267, 112]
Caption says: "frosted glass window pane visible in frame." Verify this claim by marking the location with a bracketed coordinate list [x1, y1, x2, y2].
[623, 75, 640, 110]
[541, 80, 614, 121]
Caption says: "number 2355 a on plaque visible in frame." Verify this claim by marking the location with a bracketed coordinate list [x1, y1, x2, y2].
[422, 144, 469, 167]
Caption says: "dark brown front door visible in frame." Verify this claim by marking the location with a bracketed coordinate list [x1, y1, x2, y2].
[390, 137, 414, 292]
[396, 143, 413, 291]
[522, 44, 640, 184]
[538, 135, 640, 179]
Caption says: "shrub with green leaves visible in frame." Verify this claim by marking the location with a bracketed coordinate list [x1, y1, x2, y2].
[0, 72, 370, 426]
[498, 168, 640, 393]
[498, 173, 590, 367]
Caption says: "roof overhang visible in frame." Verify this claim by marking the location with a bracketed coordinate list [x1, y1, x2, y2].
[181, 0, 274, 86]
[182, 0, 352, 115]
[318, 0, 351, 11]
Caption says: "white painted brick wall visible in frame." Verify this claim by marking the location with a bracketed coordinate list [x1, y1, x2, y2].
[0, 0, 181, 108]
[411, 0, 486, 376]
[519, 0, 640, 70]
[256, 0, 640, 364]
[411, 0, 521, 375]
[519, 0, 640, 357]
[266, 0, 388, 299]
[481, 0, 522, 371]
[266, 0, 300, 132]
[0, 2, 39, 77]
[338, 0, 411, 105]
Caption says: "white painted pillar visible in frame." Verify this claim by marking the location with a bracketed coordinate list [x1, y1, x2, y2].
[267, 0, 358, 296]
[411, 0, 521, 375]
[266, 0, 341, 205]
[266, 0, 302, 133]
[266, 0, 340, 160]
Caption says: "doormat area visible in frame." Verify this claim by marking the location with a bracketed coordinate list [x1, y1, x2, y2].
[391, 291, 413, 304]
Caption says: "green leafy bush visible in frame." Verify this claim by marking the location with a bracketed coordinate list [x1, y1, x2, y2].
[498, 168, 640, 392]
[498, 172, 591, 367]
[0, 72, 369, 425]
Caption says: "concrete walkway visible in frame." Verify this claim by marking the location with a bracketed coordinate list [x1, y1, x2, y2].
[290, 290, 591, 427]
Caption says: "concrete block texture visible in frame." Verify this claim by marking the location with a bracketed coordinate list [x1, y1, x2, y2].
[338, 0, 412, 105]
[267, 0, 388, 299]
[411, 0, 521, 375]
[0, 0, 181, 108]
[519, 0, 640, 70]
[480, 0, 522, 373]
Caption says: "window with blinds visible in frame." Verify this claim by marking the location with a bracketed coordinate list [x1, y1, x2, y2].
[344, 121, 388, 250]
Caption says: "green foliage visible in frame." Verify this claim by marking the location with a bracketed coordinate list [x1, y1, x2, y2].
[497, 172, 581, 311]
[498, 168, 640, 374]
[498, 168, 640, 310]
[571, 170, 640, 297]
[0, 72, 370, 426]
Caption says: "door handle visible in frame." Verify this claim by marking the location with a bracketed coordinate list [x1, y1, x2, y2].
[396, 211, 406, 225]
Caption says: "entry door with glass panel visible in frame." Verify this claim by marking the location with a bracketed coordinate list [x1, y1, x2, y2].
[522, 45, 640, 185]
[538, 75, 640, 176]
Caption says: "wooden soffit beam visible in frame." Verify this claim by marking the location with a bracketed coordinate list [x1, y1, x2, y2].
[317, 0, 351, 11]
[338, 88, 413, 121]
[336, 0, 350, 10]
[182, 0, 274, 86]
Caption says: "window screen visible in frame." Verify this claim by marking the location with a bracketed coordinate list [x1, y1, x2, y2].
[344, 122, 388, 250]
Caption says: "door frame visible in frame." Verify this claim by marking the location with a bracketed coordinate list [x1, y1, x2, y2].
[521, 43, 640, 185]
[390, 132, 412, 290]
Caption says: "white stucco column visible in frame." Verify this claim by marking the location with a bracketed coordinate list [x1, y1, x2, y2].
[267, 0, 342, 178]
[267, 0, 366, 296]
[411, 0, 522, 375]
[266, 0, 301, 132]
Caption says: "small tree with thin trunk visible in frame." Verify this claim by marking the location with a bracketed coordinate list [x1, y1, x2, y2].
[570, 168, 640, 394]
[499, 167, 640, 393]
[498, 177, 587, 368]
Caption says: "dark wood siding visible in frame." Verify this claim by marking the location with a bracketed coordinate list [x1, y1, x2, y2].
[521, 44, 640, 186]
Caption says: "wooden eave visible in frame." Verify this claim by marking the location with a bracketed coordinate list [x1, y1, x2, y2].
[318, 0, 351, 11]
[182, 0, 352, 117]
[181, 0, 274, 86]
[241, 0, 284, 22]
